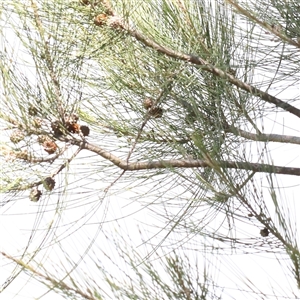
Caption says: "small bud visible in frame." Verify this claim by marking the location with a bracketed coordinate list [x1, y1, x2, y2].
[64, 113, 80, 133]
[10, 130, 25, 144]
[94, 14, 108, 26]
[143, 98, 153, 110]
[67, 123, 80, 134]
[260, 228, 269, 237]
[28, 105, 38, 116]
[51, 120, 64, 136]
[33, 117, 43, 128]
[43, 139, 57, 154]
[80, 125, 90, 136]
[30, 187, 42, 202]
[43, 177, 55, 191]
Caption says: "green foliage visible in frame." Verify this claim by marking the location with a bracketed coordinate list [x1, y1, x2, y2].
[0, 0, 300, 299]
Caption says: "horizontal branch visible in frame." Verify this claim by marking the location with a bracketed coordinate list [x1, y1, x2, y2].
[227, 127, 300, 145]
[123, 160, 300, 176]
[76, 140, 300, 176]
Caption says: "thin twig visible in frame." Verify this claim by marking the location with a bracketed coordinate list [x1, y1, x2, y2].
[225, 0, 300, 49]
[0, 252, 96, 300]
[30, 0, 65, 121]
[126, 69, 181, 163]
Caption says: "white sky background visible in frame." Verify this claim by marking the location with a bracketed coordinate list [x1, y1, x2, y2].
[1, 1, 300, 300]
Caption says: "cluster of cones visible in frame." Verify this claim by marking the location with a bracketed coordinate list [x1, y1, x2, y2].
[44, 113, 90, 154]
[143, 98, 163, 118]
[30, 177, 56, 202]
[9, 110, 91, 202]
[51, 113, 90, 138]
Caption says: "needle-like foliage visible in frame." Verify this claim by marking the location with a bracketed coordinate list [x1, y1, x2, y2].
[1, 0, 300, 299]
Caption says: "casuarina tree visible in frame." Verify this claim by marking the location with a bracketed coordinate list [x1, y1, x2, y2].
[1, 0, 300, 299]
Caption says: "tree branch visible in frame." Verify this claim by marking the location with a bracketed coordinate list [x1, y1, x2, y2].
[107, 16, 300, 118]
[74, 140, 300, 175]
[226, 126, 300, 145]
